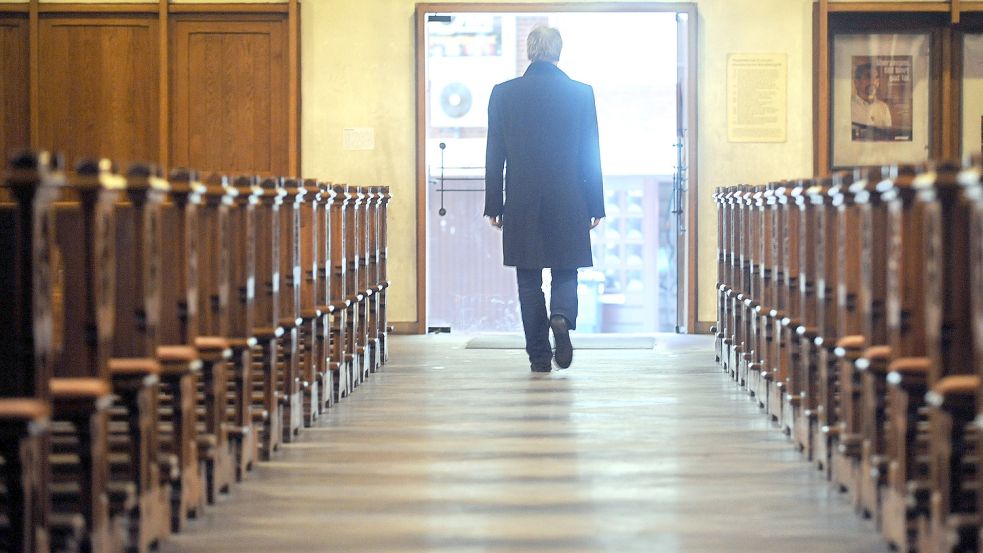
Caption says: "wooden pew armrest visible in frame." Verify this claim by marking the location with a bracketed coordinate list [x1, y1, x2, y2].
[278, 317, 302, 330]
[50, 377, 114, 413]
[835, 334, 866, 351]
[300, 308, 321, 319]
[795, 325, 819, 340]
[0, 399, 50, 436]
[227, 337, 258, 350]
[886, 356, 930, 389]
[0, 398, 50, 422]
[855, 345, 892, 374]
[926, 375, 980, 409]
[195, 336, 232, 362]
[108, 357, 161, 390]
[253, 326, 285, 340]
[156, 345, 203, 376]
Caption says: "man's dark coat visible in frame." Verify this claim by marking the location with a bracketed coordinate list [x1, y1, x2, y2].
[484, 61, 605, 269]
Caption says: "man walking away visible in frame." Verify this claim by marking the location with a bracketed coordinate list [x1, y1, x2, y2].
[484, 26, 605, 373]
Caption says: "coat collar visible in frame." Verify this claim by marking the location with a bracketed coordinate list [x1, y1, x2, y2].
[523, 61, 569, 79]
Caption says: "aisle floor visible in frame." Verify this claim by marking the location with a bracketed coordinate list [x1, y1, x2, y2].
[160, 333, 892, 553]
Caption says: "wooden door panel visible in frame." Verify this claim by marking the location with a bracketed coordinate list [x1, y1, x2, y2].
[0, 14, 29, 161]
[171, 17, 288, 175]
[38, 15, 159, 168]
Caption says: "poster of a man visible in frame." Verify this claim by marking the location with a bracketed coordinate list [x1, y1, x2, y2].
[850, 55, 913, 142]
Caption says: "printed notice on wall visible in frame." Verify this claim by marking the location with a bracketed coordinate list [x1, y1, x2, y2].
[343, 128, 375, 151]
[727, 54, 787, 143]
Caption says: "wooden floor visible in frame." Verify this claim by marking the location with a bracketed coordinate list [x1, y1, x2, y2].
[160, 333, 892, 553]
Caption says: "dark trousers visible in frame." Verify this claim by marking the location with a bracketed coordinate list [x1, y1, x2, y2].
[516, 267, 578, 364]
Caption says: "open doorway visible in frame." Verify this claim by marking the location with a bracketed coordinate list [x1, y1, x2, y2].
[415, 4, 697, 335]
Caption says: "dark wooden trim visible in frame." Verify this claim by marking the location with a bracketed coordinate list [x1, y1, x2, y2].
[288, 0, 298, 176]
[817, 0, 829, 176]
[683, 4, 698, 334]
[158, 0, 168, 170]
[37, 3, 158, 13]
[28, 0, 37, 149]
[694, 320, 715, 335]
[414, 4, 427, 334]
[167, 3, 288, 14]
[391, 321, 421, 335]
[295, 0, 301, 173]
[827, 2, 949, 12]
[0, 4, 30, 13]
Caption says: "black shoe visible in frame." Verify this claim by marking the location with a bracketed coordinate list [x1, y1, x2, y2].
[550, 315, 573, 369]
[530, 361, 551, 373]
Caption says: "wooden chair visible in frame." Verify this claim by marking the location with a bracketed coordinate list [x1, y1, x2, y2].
[193, 172, 237, 503]
[330, 184, 352, 399]
[0, 151, 63, 553]
[914, 163, 980, 553]
[726, 185, 750, 385]
[712, 187, 727, 371]
[346, 186, 367, 386]
[364, 187, 381, 374]
[298, 178, 323, 427]
[721, 186, 741, 378]
[744, 185, 765, 401]
[779, 180, 806, 437]
[878, 165, 932, 552]
[830, 167, 882, 504]
[852, 165, 917, 526]
[107, 164, 171, 552]
[314, 182, 337, 411]
[791, 179, 822, 461]
[251, 177, 285, 460]
[377, 186, 392, 364]
[812, 173, 846, 481]
[227, 175, 261, 480]
[769, 182, 792, 433]
[278, 178, 303, 442]
[49, 158, 129, 553]
[751, 184, 780, 414]
[156, 168, 206, 532]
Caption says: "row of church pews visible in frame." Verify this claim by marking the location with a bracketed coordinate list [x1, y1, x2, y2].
[713, 159, 982, 553]
[0, 151, 392, 553]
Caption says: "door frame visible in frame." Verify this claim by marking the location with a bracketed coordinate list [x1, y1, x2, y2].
[413, 2, 699, 334]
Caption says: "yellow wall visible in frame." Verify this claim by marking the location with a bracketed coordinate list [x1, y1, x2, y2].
[302, 0, 819, 328]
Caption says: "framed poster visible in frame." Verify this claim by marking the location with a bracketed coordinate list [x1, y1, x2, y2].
[962, 34, 983, 162]
[832, 33, 931, 168]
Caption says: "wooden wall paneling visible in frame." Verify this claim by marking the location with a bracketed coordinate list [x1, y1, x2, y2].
[0, 12, 29, 161]
[288, 0, 298, 176]
[816, 0, 829, 175]
[170, 14, 288, 176]
[931, 26, 947, 160]
[37, 13, 160, 168]
[29, 0, 38, 149]
[160, 0, 169, 170]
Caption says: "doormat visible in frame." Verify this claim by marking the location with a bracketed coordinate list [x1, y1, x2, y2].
[464, 333, 656, 350]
